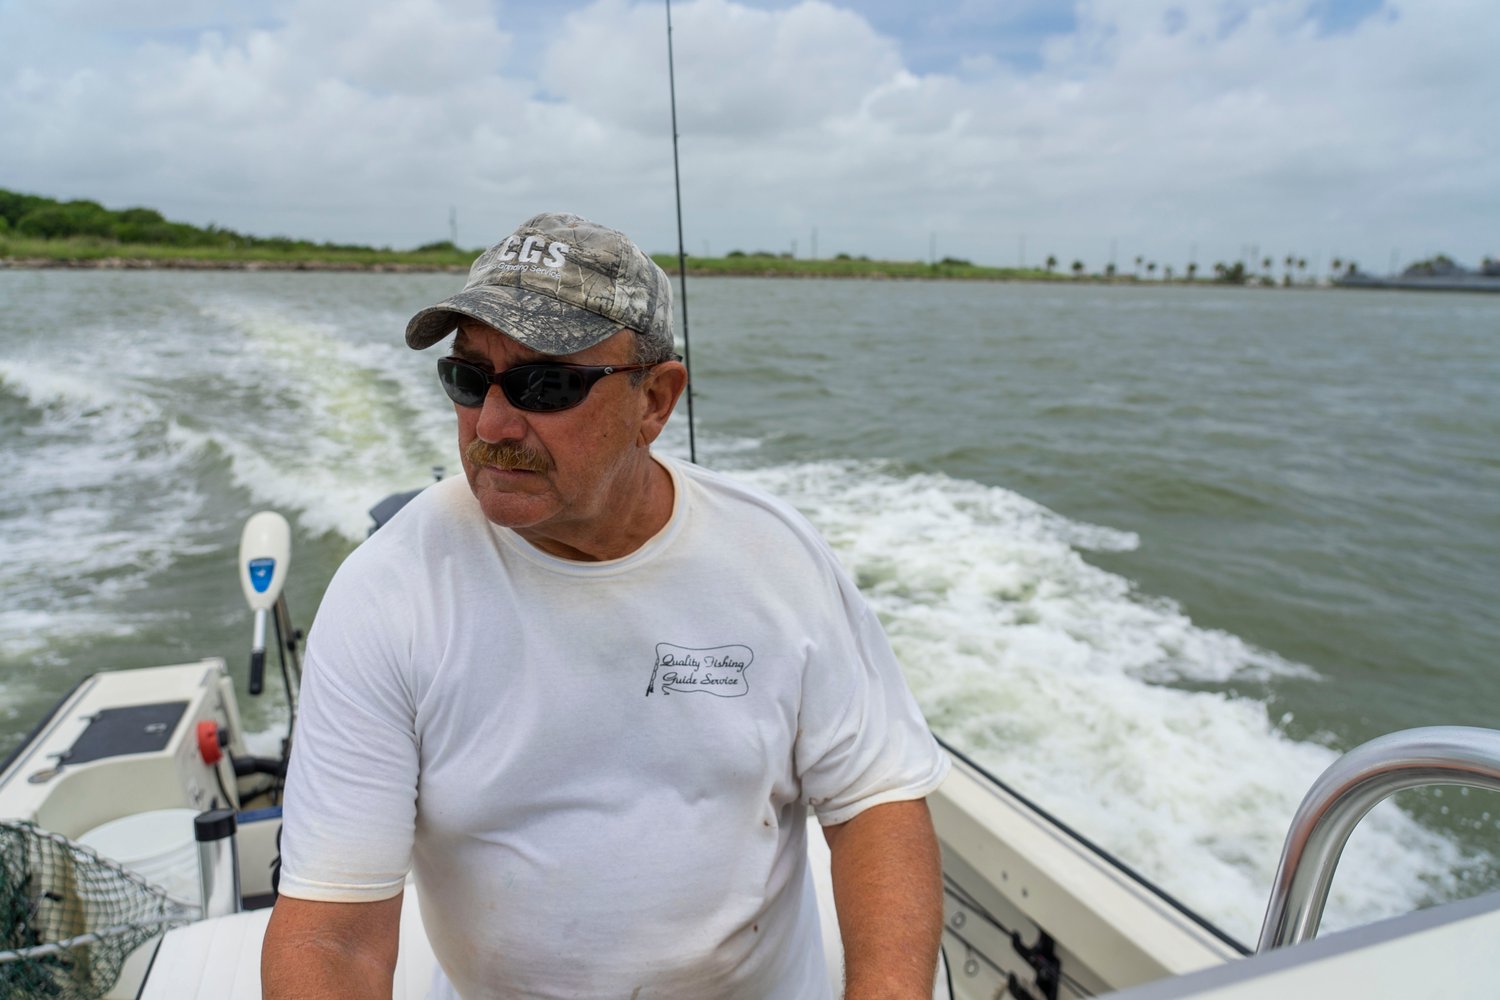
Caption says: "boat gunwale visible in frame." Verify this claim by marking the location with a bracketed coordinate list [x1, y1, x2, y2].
[934, 733, 1251, 956]
[0, 673, 94, 780]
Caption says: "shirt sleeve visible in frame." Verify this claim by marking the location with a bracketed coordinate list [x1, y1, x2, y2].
[794, 565, 950, 826]
[276, 549, 421, 903]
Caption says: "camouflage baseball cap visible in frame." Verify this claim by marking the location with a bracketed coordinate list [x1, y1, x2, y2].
[405, 212, 673, 356]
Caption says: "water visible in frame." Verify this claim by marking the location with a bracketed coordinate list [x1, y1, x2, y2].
[2, 269, 1497, 944]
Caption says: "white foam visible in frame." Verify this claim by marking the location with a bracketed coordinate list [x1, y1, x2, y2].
[0, 360, 217, 651]
[0, 357, 149, 419]
[733, 459, 1484, 942]
[183, 296, 456, 540]
[0, 607, 140, 663]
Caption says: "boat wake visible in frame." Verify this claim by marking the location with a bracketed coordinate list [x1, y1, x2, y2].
[727, 457, 1488, 943]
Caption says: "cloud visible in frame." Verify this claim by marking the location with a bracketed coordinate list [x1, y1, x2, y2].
[1, 0, 1495, 270]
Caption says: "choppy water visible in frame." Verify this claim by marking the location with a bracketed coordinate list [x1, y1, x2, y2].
[2, 269, 1497, 944]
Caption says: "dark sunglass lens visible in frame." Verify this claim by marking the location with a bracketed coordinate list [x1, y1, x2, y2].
[438, 359, 488, 407]
[502, 366, 588, 412]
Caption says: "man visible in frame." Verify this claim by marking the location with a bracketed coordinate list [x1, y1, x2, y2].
[262, 212, 950, 999]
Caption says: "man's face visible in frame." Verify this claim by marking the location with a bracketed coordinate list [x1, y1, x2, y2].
[450, 323, 670, 560]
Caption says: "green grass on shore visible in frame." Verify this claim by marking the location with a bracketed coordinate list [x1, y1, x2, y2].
[1, 236, 1080, 280]
[0, 235, 475, 269]
[651, 253, 1055, 281]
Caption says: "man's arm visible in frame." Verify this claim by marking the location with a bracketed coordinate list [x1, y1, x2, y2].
[262, 892, 403, 999]
[822, 798, 944, 1000]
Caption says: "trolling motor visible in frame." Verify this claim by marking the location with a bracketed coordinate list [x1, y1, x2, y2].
[239, 512, 297, 697]
[232, 511, 303, 806]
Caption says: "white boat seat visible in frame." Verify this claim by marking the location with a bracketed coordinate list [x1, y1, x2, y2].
[138, 887, 436, 1000]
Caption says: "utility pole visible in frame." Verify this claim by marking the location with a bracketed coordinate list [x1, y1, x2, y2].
[449, 206, 457, 246]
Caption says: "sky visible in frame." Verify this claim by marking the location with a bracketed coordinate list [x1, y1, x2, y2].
[1, 0, 1496, 275]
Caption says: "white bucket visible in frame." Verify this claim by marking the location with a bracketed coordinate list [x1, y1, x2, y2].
[78, 808, 202, 904]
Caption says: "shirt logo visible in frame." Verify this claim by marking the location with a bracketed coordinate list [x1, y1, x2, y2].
[646, 643, 753, 697]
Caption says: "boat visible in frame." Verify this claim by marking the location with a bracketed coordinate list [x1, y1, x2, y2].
[3, 499, 1499, 1000]
[1334, 271, 1500, 294]
[1334, 256, 1500, 293]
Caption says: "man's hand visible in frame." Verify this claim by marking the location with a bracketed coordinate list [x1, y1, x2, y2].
[262, 892, 403, 999]
[822, 798, 943, 1000]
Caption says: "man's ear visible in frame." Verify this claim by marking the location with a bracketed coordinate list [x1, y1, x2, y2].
[636, 360, 689, 448]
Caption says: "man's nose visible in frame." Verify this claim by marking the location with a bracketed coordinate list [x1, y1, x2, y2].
[474, 385, 528, 442]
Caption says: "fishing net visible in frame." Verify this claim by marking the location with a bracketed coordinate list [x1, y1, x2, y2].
[0, 821, 197, 1000]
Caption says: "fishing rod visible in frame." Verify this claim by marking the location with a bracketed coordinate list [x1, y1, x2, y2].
[665, 0, 697, 464]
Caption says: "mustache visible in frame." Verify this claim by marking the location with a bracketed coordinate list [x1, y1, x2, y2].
[464, 438, 550, 473]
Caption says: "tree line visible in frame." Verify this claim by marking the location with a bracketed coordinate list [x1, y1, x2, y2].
[1032, 252, 1362, 285]
[9, 187, 1484, 281]
[0, 187, 454, 255]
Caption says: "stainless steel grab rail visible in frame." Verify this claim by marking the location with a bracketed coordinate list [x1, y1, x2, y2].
[1257, 725, 1500, 952]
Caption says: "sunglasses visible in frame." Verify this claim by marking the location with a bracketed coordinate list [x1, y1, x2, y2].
[437, 355, 674, 413]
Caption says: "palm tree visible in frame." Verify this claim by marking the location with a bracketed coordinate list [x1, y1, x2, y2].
[1071, 260, 1085, 277]
[1134, 254, 1144, 278]
[1186, 262, 1198, 282]
[1045, 254, 1057, 273]
[1146, 261, 1157, 279]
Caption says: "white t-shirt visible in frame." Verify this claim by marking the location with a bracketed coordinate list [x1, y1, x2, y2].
[279, 456, 950, 999]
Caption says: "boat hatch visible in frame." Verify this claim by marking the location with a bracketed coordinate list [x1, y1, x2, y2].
[63, 701, 189, 765]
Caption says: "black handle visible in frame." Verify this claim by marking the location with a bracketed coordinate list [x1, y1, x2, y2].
[249, 648, 265, 696]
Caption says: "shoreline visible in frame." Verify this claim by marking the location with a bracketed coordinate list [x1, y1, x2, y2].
[0, 257, 1191, 283]
[0, 256, 1300, 284]
[0, 255, 1080, 281]
[0, 256, 467, 272]
[6, 256, 1499, 293]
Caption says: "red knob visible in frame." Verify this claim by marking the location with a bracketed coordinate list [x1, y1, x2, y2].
[197, 720, 223, 766]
